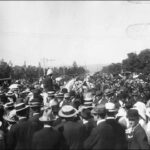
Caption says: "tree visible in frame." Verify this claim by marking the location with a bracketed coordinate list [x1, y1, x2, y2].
[0, 59, 12, 78]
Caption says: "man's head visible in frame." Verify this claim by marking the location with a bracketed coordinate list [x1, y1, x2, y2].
[127, 108, 139, 128]
[91, 104, 106, 121]
[105, 102, 118, 117]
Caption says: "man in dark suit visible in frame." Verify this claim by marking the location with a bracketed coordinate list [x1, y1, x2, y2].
[7, 103, 29, 150]
[56, 105, 85, 150]
[105, 102, 127, 149]
[43, 69, 54, 92]
[127, 108, 149, 149]
[84, 104, 115, 150]
[32, 108, 67, 150]
[79, 106, 96, 140]
[26, 98, 43, 150]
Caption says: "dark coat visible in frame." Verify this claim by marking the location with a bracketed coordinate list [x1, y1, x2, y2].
[43, 76, 54, 91]
[82, 118, 96, 140]
[56, 120, 85, 150]
[32, 127, 67, 150]
[128, 124, 149, 149]
[26, 114, 43, 150]
[6, 118, 29, 150]
[84, 120, 115, 150]
[106, 118, 128, 150]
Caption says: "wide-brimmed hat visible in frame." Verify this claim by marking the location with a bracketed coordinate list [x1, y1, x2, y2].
[105, 102, 118, 112]
[58, 105, 78, 118]
[15, 103, 29, 112]
[83, 94, 93, 107]
[29, 98, 43, 108]
[3, 109, 17, 123]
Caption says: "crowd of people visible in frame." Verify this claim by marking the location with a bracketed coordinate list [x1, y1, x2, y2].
[0, 68, 150, 150]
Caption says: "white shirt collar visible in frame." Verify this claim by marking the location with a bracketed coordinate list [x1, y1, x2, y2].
[44, 124, 52, 128]
[33, 113, 40, 116]
[106, 117, 115, 119]
[97, 119, 105, 126]
[18, 116, 27, 120]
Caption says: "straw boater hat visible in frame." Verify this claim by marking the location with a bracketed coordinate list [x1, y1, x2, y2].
[58, 105, 78, 118]
[15, 103, 29, 112]
[29, 98, 43, 108]
[105, 102, 118, 112]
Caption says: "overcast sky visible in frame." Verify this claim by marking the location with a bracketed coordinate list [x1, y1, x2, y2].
[1, 1, 150, 67]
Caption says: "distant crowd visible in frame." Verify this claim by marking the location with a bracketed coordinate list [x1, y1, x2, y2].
[0, 69, 150, 150]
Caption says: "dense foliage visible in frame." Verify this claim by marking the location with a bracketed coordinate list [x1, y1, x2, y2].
[101, 49, 150, 75]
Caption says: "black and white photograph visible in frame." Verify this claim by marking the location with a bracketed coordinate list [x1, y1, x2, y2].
[0, 1, 150, 150]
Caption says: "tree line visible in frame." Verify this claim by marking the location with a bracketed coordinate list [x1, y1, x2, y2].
[101, 49, 150, 75]
[0, 60, 88, 82]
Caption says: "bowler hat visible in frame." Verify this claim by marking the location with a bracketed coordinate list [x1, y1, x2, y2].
[127, 108, 139, 120]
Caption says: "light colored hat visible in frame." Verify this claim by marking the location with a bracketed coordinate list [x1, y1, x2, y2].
[105, 102, 117, 112]
[83, 93, 93, 107]
[58, 105, 78, 118]
[15, 103, 29, 112]
[9, 84, 19, 90]
[29, 98, 43, 108]
[47, 69, 53, 75]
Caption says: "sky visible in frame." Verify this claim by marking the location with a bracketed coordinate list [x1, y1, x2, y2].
[1, 1, 150, 67]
